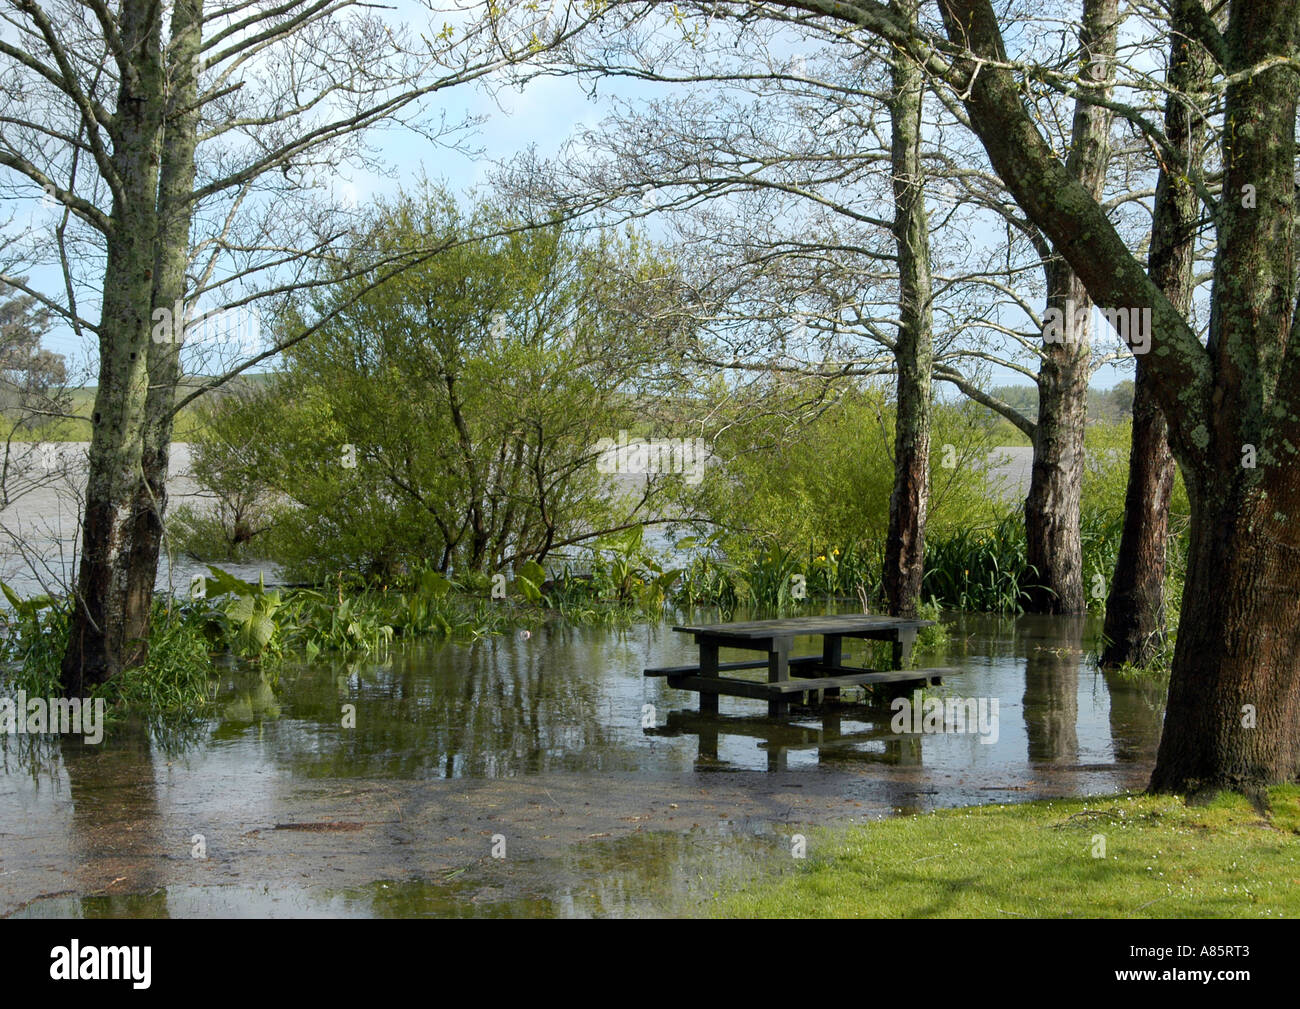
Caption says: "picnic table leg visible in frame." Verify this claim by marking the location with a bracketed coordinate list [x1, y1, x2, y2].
[699, 640, 719, 714]
[891, 627, 917, 669]
[888, 628, 926, 705]
[767, 638, 790, 718]
[822, 634, 843, 700]
[698, 720, 719, 763]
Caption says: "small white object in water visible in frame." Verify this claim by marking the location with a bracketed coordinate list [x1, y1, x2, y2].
[517, 629, 532, 641]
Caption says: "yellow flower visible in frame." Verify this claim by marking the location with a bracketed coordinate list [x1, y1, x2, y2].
[833, 548, 840, 556]
[816, 554, 826, 561]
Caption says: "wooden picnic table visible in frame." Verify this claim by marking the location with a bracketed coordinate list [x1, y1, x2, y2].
[645, 613, 954, 717]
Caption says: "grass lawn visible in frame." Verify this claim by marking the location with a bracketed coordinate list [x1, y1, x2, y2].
[716, 786, 1300, 918]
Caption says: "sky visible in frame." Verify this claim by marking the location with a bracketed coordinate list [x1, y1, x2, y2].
[7, 3, 1140, 393]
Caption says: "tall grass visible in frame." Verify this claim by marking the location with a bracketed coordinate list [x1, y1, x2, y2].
[0, 598, 214, 722]
[921, 513, 1036, 613]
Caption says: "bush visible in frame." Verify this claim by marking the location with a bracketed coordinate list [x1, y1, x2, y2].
[678, 383, 1004, 608]
[177, 188, 687, 586]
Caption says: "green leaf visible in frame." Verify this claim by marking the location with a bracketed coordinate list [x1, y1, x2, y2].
[248, 612, 276, 651]
[206, 565, 258, 599]
[1, 581, 23, 610]
[226, 594, 256, 626]
[420, 570, 452, 599]
[516, 574, 542, 603]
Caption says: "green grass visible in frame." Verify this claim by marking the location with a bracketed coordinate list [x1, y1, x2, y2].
[715, 787, 1300, 918]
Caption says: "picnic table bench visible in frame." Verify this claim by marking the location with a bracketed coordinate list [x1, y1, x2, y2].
[645, 613, 955, 717]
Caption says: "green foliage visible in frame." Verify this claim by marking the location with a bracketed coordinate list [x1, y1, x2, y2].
[0, 582, 67, 696]
[922, 513, 1037, 613]
[0, 590, 213, 718]
[675, 408, 1189, 616]
[107, 611, 215, 712]
[199, 567, 288, 659]
[516, 560, 546, 604]
[178, 185, 688, 585]
[677, 383, 1003, 611]
[914, 597, 948, 654]
[194, 565, 505, 661]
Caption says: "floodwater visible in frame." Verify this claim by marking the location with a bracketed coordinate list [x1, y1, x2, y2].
[0, 443, 1035, 597]
[0, 607, 1165, 918]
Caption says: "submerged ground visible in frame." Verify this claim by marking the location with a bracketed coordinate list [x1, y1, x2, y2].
[0, 610, 1167, 917]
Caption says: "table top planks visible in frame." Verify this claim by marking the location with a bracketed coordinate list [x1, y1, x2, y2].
[673, 614, 934, 639]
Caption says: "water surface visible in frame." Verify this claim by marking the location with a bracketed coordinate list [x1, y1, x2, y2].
[0, 608, 1164, 917]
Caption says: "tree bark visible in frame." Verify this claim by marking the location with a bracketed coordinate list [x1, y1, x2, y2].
[1102, 5, 1209, 667]
[1024, 263, 1090, 613]
[60, 0, 164, 695]
[123, 0, 204, 663]
[1101, 362, 1175, 663]
[882, 0, 934, 618]
[1150, 486, 1300, 795]
[1022, 0, 1117, 615]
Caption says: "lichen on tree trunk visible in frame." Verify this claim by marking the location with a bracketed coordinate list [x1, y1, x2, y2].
[1024, 263, 1090, 614]
[122, 0, 204, 662]
[883, 0, 934, 619]
[60, 0, 165, 694]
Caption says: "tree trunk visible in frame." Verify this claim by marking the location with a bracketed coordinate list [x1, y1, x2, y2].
[1024, 264, 1090, 614]
[1101, 362, 1174, 664]
[1149, 485, 1300, 795]
[882, 0, 933, 618]
[122, 0, 204, 660]
[1101, 8, 1208, 667]
[1022, 0, 1117, 615]
[60, 0, 164, 695]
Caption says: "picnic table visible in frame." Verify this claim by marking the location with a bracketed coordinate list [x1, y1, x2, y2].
[645, 613, 954, 717]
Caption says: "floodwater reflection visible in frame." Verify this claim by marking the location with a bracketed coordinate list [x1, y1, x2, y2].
[1, 608, 1165, 917]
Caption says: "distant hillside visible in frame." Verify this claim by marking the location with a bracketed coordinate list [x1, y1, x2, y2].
[6, 373, 274, 442]
[986, 381, 1134, 426]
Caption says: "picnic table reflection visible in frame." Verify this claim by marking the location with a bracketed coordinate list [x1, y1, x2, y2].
[645, 704, 923, 772]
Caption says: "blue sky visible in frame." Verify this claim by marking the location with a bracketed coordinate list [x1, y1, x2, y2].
[14, 13, 1138, 393]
